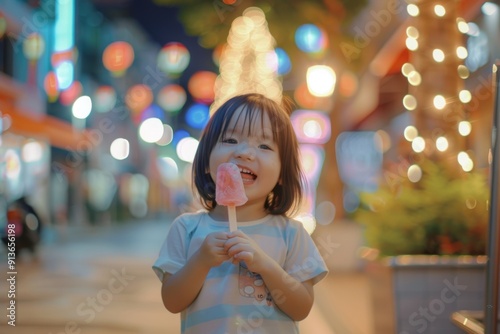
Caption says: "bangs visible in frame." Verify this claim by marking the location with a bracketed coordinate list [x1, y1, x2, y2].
[220, 102, 283, 144]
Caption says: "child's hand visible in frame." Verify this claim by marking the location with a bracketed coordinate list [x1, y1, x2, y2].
[195, 232, 231, 269]
[224, 231, 272, 273]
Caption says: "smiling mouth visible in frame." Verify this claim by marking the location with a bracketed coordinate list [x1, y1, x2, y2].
[239, 167, 257, 181]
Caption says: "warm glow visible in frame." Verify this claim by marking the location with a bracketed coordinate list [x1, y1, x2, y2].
[406, 37, 419, 51]
[432, 49, 445, 62]
[401, 63, 415, 77]
[404, 126, 418, 142]
[307, 65, 336, 97]
[102, 41, 134, 74]
[408, 71, 422, 86]
[407, 164, 422, 183]
[436, 136, 449, 152]
[458, 121, 472, 136]
[433, 95, 446, 110]
[456, 46, 468, 59]
[406, 26, 419, 39]
[434, 5, 446, 17]
[457, 18, 469, 34]
[457, 65, 470, 79]
[412, 137, 426, 153]
[458, 151, 474, 172]
[403, 94, 417, 110]
[459, 90, 472, 103]
[407, 4, 420, 16]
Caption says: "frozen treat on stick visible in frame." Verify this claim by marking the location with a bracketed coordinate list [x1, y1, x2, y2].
[216, 163, 248, 231]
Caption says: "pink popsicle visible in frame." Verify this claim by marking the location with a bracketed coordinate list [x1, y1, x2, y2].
[216, 163, 248, 231]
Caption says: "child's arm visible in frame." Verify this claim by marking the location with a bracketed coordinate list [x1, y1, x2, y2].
[225, 231, 314, 321]
[161, 231, 230, 313]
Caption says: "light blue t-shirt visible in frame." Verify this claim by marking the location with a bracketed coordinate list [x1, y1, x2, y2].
[153, 211, 328, 334]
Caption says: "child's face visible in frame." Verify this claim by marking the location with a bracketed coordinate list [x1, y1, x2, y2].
[209, 106, 281, 208]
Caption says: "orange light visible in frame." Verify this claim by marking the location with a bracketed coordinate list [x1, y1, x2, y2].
[125, 84, 153, 114]
[103, 41, 135, 75]
[188, 71, 217, 104]
[44, 71, 59, 102]
[294, 83, 320, 109]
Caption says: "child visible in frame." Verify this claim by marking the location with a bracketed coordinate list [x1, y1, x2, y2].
[153, 93, 328, 333]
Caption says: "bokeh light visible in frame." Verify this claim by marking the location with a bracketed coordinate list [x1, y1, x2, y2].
[157, 84, 187, 113]
[156, 124, 174, 146]
[93, 86, 116, 113]
[294, 82, 320, 109]
[102, 41, 134, 76]
[176, 137, 199, 163]
[139, 117, 164, 143]
[407, 164, 422, 183]
[275, 48, 291, 76]
[72, 95, 92, 119]
[188, 71, 217, 104]
[295, 24, 328, 54]
[23, 33, 45, 60]
[44, 71, 59, 102]
[125, 84, 153, 114]
[307, 65, 336, 97]
[291, 110, 331, 144]
[110, 138, 130, 160]
[185, 103, 210, 129]
[157, 42, 190, 76]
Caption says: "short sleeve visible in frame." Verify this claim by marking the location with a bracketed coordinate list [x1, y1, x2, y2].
[152, 215, 190, 282]
[283, 220, 328, 285]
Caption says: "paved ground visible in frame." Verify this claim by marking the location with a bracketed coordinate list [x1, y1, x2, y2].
[0, 218, 373, 334]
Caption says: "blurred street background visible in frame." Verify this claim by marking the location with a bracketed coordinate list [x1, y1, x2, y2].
[1, 0, 500, 333]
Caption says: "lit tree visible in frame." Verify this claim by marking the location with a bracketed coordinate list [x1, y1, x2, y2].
[211, 7, 282, 111]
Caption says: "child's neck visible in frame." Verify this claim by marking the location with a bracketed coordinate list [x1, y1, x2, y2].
[211, 203, 268, 222]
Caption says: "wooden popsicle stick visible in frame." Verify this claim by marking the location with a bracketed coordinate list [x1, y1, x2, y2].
[227, 205, 237, 232]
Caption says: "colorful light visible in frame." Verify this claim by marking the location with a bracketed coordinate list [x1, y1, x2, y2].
[72, 95, 92, 119]
[102, 41, 134, 76]
[157, 42, 190, 76]
[125, 84, 153, 114]
[275, 48, 291, 76]
[139, 118, 164, 143]
[188, 71, 217, 104]
[93, 86, 116, 113]
[185, 103, 210, 129]
[157, 84, 187, 112]
[110, 138, 130, 160]
[294, 83, 320, 109]
[307, 65, 336, 97]
[44, 71, 59, 102]
[291, 110, 331, 145]
[23, 33, 45, 61]
[295, 24, 328, 54]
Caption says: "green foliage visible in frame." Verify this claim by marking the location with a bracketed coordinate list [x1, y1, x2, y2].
[353, 161, 490, 256]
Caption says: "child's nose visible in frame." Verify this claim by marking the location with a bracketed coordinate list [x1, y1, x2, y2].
[235, 143, 256, 160]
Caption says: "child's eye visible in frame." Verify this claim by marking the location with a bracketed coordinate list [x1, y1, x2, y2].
[259, 144, 272, 150]
[222, 138, 237, 144]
